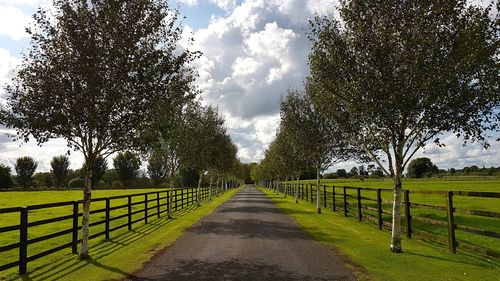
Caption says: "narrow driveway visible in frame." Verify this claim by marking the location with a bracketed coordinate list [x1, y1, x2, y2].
[126, 185, 357, 281]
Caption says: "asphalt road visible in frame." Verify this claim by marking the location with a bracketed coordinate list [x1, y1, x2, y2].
[125, 185, 357, 281]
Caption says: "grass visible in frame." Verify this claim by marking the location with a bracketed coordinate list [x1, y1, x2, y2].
[0, 187, 240, 280]
[259, 186, 499, 281]
[285, 179, 500, 254]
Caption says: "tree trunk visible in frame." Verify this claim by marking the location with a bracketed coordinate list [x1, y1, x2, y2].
[316, 168, 321, 214]
[197, 172, 203, 206]
[79, 157, 94, 258]
[390, 176, 403, 252]
[209, 175, 213, 200]
[295, 176, 300, 203]
[168, 176, 174, 219]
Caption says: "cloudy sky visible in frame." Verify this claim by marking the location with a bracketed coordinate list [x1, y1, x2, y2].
[0, 0, 499, 173]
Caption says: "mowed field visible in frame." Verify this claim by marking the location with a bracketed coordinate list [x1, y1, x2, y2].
[0, 188, 205, 278]
[285, 179, 500, 256]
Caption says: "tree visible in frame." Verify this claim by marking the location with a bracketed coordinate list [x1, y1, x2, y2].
[147, 149, 168, 186]
[308, 1, 499, 252]
[82, 156, 107, 188]
[51, 155, 70, 188]
[284, 90, 351, 213]
[15, 157, 38, 188]
[180, 105, 229, 206]
[407, 157, 438, 178]
[1, 0, 198, 257]
[336, 169, 347, 178]
[279, 91, 313, 203]
[0, 164, 14, 189]
[113, 152, 141, 187]
[142, 104, 191, 218]
[34, 172, 54, 187]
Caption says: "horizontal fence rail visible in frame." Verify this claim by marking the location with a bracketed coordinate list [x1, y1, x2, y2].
[263, 181, 500, 259]
[0, 183, 238, 275]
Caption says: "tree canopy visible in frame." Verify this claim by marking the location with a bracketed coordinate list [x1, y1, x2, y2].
[307, 0, 499, 252]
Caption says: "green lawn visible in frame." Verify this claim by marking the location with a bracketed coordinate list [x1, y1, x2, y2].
[259, 186, 499, 281]
[0, 187, 238, 280]
[283, 179, 500, 255]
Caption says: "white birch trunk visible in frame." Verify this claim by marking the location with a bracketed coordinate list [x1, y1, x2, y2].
[316, 168, 321, 214]
[295, 176, 300, 203]
[390, 176, 403, 252]
[196, 172, 202, 206]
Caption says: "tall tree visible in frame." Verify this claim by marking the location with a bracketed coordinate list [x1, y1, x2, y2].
[113, 151, 141, 187]
[180, 105, 228, 206]
[15, 156, 38, 188]
[0, 164, 14, 189]
[308, 0, 499, 252]
[283, 90, 350, 213]
[51, 155, 70, 188]
[280, 91, 315, 203]
[147, 149, 168, 186]
[0, 0, 197, 257]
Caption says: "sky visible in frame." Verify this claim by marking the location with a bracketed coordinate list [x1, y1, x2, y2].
[0, 0, 499, 173]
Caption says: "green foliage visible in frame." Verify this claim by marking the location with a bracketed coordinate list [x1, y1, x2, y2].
[113, 152, 141, 187]
[147, 149, 168, 186]
[34, 172, 54, 188]
[68, 177, 84, 189]
[82, 156, 107, 188]
[51, 155, 70, 187]
[15, 156, 38, 188]
[336, 169, 347, 178]
[0, 164, 13, 189]
[308, 0, 499, 251]
[407, 157, 438, 178]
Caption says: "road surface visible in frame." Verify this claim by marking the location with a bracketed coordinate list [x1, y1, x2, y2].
[125, 185, 357, 281]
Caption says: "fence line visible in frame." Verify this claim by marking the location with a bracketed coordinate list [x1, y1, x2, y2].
[0, 183, 238, 275]
[263, 182, 500, 259]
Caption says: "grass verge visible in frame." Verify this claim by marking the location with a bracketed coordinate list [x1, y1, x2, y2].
[1, 187, 241, 281]
[259, 186, 499, 281]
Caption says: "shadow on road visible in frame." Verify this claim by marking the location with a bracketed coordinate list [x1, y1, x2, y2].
[188, 219, 309, 240]
[128, 259, 350, 281]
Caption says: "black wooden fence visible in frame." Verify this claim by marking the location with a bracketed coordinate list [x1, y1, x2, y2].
[265, 182, 500, 258]
[0, 184, 235, 275]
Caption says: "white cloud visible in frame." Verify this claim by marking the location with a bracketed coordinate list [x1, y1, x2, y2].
[0, 4, 32, 40]
[184, 0, 321, 162]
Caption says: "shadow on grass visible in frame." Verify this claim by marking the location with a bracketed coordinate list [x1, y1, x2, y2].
[126, 258, 345, 281]
[12, 203, 204, 281]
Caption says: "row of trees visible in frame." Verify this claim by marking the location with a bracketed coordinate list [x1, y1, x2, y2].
[0, 0, 241, 258]
[253, 0, 499, 253]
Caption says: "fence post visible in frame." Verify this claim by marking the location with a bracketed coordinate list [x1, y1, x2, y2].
[128, 196, 132, 230]
[357, 188, 362, 221]
[343, 187, 348, 217]
[310, 184, 314, 204]
[305, 184, 308, 202]
[446, 191, 456, 253]
[323, 185, 327, 208]
[156, 192, 160, 218]
[166, 191, 169, 216]
[332, 186, 336, 211]
[19, 207, 28, 275]
[144, 194, 148, 224]
[404, 190, 412, 238]
[181, 189, 184, 208]
[174, 190, 178, 211]
[377, 189, 383, 230]
[72, 201, 79, 254]
[105, 198, 110, 240]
